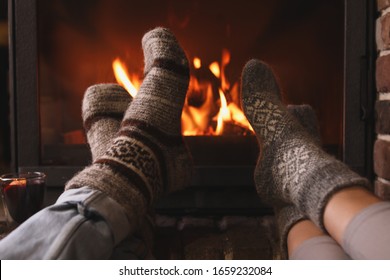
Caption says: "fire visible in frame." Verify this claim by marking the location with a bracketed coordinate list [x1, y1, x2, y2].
[215, 89, 229, 135]
[209, 62, 220, 79]
[220, 49, 231, 92]
[193, 57, 202, 69]
[112, 50, 253, 136]
[112, 58, 139, 98]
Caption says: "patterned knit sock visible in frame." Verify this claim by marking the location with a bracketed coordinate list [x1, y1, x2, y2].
[65, 27, 192, 233]
[82, 84, 132, 161]
[286, 104, 321, 146]
[275, 105, 321, 259]
[117, 26, 193, 195]
[241, 59, 370, 230]
[82, 83, 157, 258]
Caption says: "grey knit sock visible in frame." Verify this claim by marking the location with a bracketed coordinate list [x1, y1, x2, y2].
[82, 84, 132, 161]
[241, 59, 370, 230]
[116, 26, 193, 196]
[286, 104, 321, 146]
[275, 105, 321, 259]
[65, 27, 192, 233]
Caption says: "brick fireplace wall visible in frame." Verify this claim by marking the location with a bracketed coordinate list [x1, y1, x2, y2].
[375, 0, 390, 199]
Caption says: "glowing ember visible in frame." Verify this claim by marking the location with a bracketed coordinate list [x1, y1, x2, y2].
[112, 50, 253, 136]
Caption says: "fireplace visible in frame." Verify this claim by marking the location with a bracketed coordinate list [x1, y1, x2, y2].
[8, 0, 376, 211]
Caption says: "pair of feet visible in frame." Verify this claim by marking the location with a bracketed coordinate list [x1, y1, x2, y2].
[66, 27, 369, 257]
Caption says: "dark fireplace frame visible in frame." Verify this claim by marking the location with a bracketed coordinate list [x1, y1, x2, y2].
[8, 0, 376, 192]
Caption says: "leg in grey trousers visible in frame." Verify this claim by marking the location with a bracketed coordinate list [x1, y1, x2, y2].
[0, 187, 145, 259]
[342, 202, 390, 260]
[290, 201, 390, 260]
[290, 236, 351, 260]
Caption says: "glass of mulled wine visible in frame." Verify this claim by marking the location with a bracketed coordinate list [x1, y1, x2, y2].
[0, 172, 46, 227]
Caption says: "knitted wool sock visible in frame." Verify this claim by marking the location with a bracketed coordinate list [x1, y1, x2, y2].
[275, 104, 321, 259]
[241, 59, 370, 230]
[65, 27, 192, 233]
[82, 83, 157, 258]
[286, 104, 321, 146]
[82, 84, 132, 161]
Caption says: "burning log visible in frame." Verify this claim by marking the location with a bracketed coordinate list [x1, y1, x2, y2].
[184, 135, 259, 166]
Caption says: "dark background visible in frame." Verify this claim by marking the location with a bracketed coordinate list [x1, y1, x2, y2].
[0, 0, 344, 174]
[0, 0, 10, 174]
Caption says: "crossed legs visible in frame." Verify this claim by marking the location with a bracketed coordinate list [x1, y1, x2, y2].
[0, 27, 192, 259]
[1, 29, 389, 260]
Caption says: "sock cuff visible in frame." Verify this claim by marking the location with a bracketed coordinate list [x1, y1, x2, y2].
[300, 160, 371, 230]
[65, 165, 148, 229]
[275, 205, 307, 259]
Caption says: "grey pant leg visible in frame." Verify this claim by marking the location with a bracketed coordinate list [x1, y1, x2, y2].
[290, 236, 351, 260]
[0, 187, 130, 259]
[342, 201, 390, 259]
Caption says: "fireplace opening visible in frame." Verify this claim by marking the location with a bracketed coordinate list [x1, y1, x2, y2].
[7, 0, 376, 258]
[36, 0, 344, 172]
[13, 0, 377, 192]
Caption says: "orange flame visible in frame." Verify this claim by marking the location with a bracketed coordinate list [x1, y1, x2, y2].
[220, 49, 231, 92]
[112, 58, 139, 98]
[215, 89, 229, 135]
[182, 84, 214, 135]
[209, 62, 220, 79]
[113, 50, 253, 136]
[193, 57, 202, 69]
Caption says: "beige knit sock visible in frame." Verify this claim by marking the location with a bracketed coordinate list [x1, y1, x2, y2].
[65, 27, 192, 234]
[82, 83, 131, 160]
[82, 83, 158, 258]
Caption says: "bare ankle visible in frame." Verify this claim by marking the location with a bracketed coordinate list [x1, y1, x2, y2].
[324, 186, 381, 244]
[287, 219, 325, 257]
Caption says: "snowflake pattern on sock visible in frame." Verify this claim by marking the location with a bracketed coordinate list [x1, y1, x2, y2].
[241, 59, 370, 230]
[276, 145, 310, 189]
[244, 95, 289, 147]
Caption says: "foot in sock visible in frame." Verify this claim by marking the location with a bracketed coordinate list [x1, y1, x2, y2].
[82, 83, 157, 258]
[65, 27, 192, 233]
[241, 59, 370, 230]
[114, 26, 193, 196]
[82, 83, 132, 160]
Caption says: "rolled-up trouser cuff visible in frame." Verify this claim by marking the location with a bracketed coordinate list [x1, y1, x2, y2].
[0, 187, 131, 259]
